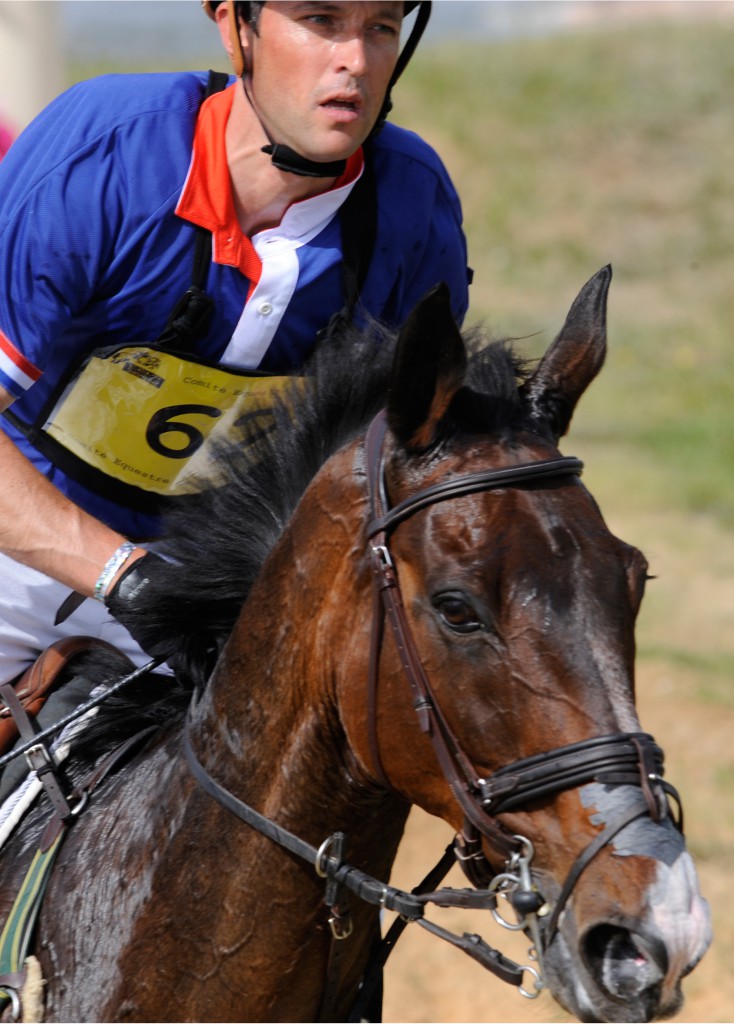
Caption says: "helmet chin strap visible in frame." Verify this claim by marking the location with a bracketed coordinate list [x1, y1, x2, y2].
[260, 141, 348, 179]
[241, 74, 348, 179]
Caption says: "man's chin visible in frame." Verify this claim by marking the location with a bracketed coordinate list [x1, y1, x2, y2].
[305, 121, 374, 163]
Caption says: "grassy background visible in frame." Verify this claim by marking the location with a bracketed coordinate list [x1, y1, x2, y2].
[395, 17, 734, 527]
[69, 13, 734, 1020]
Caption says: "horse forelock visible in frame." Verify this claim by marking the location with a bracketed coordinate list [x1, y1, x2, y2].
[454, 332, 538, 437]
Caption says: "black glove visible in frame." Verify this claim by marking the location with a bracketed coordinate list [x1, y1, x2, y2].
[104, 552, 180, 662]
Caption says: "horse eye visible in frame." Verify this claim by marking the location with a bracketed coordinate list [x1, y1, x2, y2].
[433, 593, 483, 634]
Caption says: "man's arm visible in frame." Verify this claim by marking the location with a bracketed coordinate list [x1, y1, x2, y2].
[0, 386, 146, 597]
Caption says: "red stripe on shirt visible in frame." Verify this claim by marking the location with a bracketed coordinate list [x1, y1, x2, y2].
[0, 328, 41, 382]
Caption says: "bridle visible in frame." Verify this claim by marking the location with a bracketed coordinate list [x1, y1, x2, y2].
[183, 408, 684, 1015]
[363, 409, 682, 942]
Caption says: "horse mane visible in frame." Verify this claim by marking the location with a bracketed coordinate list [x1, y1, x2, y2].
[75, 316, 535, 761]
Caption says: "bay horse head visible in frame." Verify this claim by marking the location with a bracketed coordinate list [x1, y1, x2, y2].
[322, 266, 711, 1021]
[0, 268, 710, 1024]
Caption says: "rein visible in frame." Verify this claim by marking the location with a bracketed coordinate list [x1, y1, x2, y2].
[182, 721, 529, 992]
[183, 408, 684, 1016]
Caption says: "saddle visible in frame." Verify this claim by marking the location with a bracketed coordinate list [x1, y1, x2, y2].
[0, 637, 114, 759]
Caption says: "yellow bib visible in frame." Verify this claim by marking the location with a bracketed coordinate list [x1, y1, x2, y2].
[43, 346, 294, 498]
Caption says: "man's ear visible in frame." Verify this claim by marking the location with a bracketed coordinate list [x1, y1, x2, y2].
[215, 0, 247, 76]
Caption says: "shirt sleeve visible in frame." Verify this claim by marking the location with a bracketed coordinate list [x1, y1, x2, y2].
[0, 85, 124, 399]
[0, 72, 205, 405]
[401, 166, 470, 326]
[368, 125, 471, 330]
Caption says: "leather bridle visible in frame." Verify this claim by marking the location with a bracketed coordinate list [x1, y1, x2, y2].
[183, 408, 684, 1013]
[363, 409, 683, 938]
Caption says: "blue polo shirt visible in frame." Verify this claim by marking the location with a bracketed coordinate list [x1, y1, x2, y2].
[0, 72, 470, 537]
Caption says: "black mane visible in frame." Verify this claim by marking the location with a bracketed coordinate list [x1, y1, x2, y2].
[77, 317, 534, 759]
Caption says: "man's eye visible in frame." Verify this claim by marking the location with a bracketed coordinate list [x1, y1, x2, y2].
[433, 593, 483, 634]
[370, 22, 399, 37]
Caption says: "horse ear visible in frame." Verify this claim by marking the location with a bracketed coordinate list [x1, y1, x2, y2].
[522, 265, 611, 439]
[387, 283, 467, 450]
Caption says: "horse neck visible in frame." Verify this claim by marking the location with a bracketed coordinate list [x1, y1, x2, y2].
[178, 443, 409, 1017]
[189, 437, 408, 901]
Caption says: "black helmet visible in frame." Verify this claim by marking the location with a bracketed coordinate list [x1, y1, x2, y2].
[202, 1, 431, 176]
[202, 2, 424, 25]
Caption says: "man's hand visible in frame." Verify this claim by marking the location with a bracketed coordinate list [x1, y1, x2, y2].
[104, 552, 180, 661]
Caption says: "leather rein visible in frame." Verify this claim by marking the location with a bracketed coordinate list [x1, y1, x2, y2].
[183, 409, 684, 1014]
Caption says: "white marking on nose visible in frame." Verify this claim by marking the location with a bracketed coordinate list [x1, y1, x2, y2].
[649, 852, 712, 979]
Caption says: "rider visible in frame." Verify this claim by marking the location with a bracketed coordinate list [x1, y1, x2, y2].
[0, 1, 469, 693]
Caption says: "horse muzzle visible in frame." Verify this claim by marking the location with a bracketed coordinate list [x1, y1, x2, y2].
[540, 804, 712, 1023]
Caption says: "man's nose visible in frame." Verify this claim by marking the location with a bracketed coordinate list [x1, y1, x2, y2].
[333, 35, 368, 77]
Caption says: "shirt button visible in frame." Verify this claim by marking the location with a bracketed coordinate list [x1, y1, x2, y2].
[258, 301, 273, 316]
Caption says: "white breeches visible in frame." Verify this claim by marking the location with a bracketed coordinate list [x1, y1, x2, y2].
[0, 551, 151, 686]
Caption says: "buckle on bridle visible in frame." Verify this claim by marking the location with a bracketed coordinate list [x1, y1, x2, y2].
[316, 832, 354, 940]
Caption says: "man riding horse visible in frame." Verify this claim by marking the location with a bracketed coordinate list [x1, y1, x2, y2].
[0, 2, 467, 779]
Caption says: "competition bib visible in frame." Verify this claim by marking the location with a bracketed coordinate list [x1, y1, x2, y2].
[42, 345, 295, 502]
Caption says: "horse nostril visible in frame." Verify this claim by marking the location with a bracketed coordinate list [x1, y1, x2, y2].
[584, 924, 667, 1001]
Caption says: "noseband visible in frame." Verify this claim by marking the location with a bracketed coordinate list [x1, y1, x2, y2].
[364, 409, 682, 943]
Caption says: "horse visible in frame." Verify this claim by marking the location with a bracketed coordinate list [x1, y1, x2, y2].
[0, 267, 711, 1023]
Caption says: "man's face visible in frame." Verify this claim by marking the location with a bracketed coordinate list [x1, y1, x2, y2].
[242, 2, 403, 162]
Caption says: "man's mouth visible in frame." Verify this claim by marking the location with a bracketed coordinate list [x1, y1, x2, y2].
[321, 94, 362, 115]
